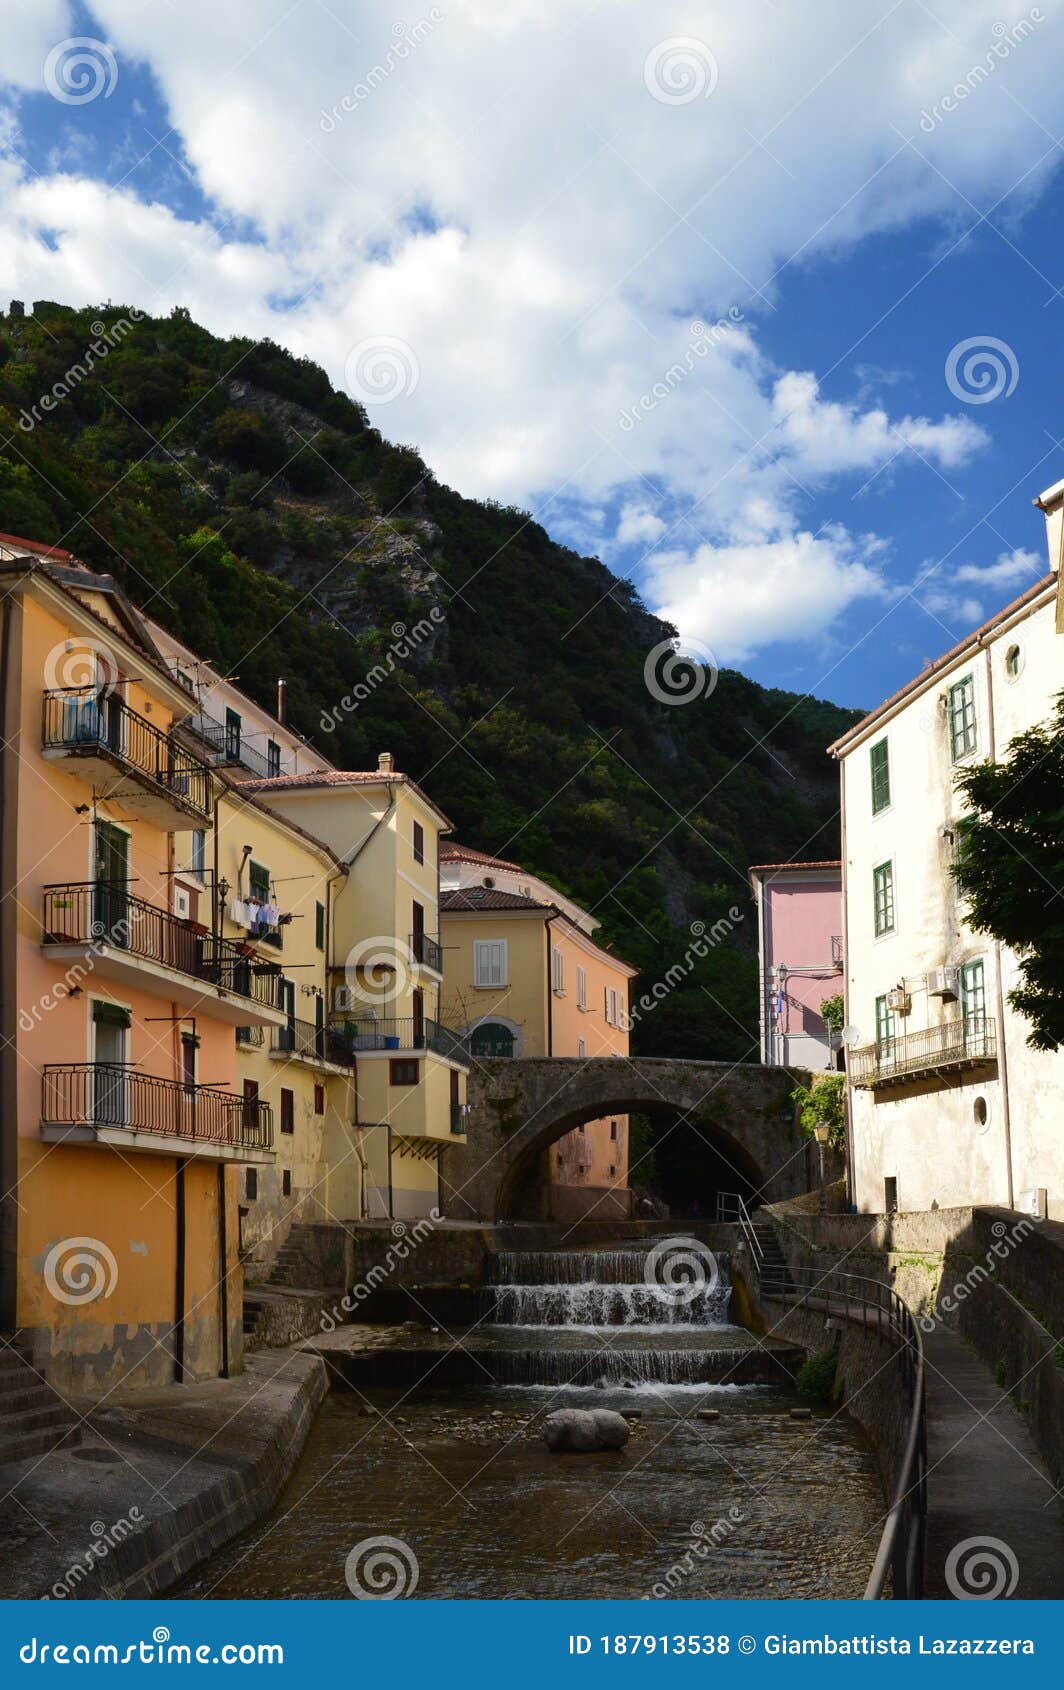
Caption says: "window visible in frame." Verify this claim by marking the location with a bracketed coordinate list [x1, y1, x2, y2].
[180, 1034, 197, 1095]
[884, 1176, 898, 1215]
[314, 1084, 325, 1115]
[225, 707, 242, 761]
[948, 673, 977, 761]
[875, 994, 897, 1053]
[1004, 643, 1022, 680]
[282, 1169, 292, 1197]
[242, 1078, 259, 1136]
[249, 860, 270, 903]
[191, 829, 206, 878]
[315, 901, 325, 950]
[961, 958, 986, 1031]
[870, 738, 890, 814]
[605, 987, 622, 1026]
[551, 947, 565, 995]
[470, 1021, 515, 1058]
[610, 1121, 618, 1141]
[267, 740, 281, 777]
[609, 1165, 616, 1178]
[577, 1038, 586, 1058]
[412, 821, 424, 865]
[577, 965, 588, 1010]
[390, 1058, 420, 1085]
[873, 861, 895, 936]
[245, 1168, 257, 1201]
[280, 1088, 294, 1134]
[473, 939, 508, 988]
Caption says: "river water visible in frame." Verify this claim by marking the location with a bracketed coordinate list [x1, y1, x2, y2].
[179, 1245, 885, 1600]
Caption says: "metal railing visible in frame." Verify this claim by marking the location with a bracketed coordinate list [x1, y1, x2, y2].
[42, 1063, 273, 1153]
[180, 709, 289, 779]
[850, 1015, 996, 1088]
[410, 931, 443, 972]
[329, 1015, 468, 1063]
[42, 885, 285, 1013]
[236, 1025, 264, 1046]
[271, 1016, 355, 1067]
[831, 934, 844, 967]
[42, 689, 213, 821]
[714, 1191, 764, 1267]
[759, 1262, 926, 1600]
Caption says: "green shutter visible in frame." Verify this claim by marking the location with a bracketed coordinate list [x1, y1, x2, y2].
[315, 901, 325, 949]
[949, 674, 977, 761]
[870, 738, 890, 814]
[873, 861, 895, 935]
[92, 1001, 131, 1028]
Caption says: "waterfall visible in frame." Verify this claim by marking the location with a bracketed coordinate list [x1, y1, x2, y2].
[482, 1246, 733, 1330]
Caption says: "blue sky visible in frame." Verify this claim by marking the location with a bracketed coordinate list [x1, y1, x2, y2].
[3, 0, 1064, 713]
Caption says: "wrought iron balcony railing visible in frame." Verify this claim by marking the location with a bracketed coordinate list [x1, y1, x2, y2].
[42, 884, 285, 1013]
[849, 1016, 996, 1089]
[329, 1015, 469, 1064]
[42, 1063, 273, 1152]
[271, 1016, 355, 1068]
[42, 689, 213, 822]
[410, 931, 444, 972]
[179, 709, 291, 779]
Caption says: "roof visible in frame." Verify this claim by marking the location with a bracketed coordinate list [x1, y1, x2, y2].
[440, 842, 524, 871]
[440, 888, 547, 912]
[828, 572, 1056, 756]
[241, 769, 452, 829]
[0, 530, 79, 561]
[748, 861, 841, 875]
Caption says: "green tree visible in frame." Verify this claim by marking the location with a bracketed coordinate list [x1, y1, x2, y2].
[790, 1074, 846, 1149]
[953, 692, 1064, 1050]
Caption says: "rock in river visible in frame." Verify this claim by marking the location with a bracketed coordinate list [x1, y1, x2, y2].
[543, 1408, 631, 1453]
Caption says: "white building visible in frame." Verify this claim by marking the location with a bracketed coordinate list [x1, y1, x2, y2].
[830, 485, 1064, 1219]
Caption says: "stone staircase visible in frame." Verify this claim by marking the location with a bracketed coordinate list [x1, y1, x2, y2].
[0, 1340, 81, 1467]
[752, 1220, 793, 1293]
[242, 1224, 346, 1352]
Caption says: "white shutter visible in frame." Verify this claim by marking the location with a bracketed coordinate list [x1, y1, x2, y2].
[474, 939, 508, 987]
[577, 965, 587, 1009]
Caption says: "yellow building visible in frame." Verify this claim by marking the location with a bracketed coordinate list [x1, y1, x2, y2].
[239, 759, 469, 1220]
[438, 844, 638, 1219]
[0, 537, 286, 1391]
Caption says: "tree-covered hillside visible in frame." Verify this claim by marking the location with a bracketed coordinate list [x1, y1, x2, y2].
[0, 301, 859, 1059]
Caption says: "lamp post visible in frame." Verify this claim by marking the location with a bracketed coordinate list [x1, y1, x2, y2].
[813, 1120, 831, 1216]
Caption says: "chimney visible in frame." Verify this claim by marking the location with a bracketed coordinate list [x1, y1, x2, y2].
[276, 677, 286, 724]
[378, 751, 395, 774]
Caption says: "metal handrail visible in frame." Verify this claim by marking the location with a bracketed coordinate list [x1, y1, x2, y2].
[759, 1262, 926, 1599]
[271, 1016, 355, 1068]
[41, 1062, 273, 1152]
[42, 689, 213, 822]
[714, 1191, 764, 1267]
[409, 931, 443, 972]
[850, 1015, 996, 1088]
[329, 1015, 469, 1063]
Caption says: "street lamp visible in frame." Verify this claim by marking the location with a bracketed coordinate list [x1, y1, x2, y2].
[812, 1120, 831, 1216]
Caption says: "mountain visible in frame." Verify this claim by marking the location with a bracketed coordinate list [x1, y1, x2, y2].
[0, 300, 859, 1061]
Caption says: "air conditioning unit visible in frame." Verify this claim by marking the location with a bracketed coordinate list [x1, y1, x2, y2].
[886, 986, 911, 1014]
[927, 967, 959, 1001]
[333, 985, 353, 1012]
[1019, 1187, 1047, 1220]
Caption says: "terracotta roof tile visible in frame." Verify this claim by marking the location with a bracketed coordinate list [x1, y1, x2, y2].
[440, 888, 547, 912]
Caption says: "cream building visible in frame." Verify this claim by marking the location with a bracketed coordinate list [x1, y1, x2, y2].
[439, 844, 638, 1219]
[830, 486, 1064, 1219]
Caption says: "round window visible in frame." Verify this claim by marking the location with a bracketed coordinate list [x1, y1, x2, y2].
[973, 1095, 991, 1132]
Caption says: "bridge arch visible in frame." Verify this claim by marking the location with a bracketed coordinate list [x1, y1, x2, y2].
[440, 1056, 811, 1223]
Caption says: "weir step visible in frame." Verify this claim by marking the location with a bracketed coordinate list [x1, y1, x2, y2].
[0, 1345, 81, 1468]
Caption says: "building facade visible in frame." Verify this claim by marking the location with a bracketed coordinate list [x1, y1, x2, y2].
[831, 489, 1064, 1219]
[439, 844, 638, 1219]
[748, 862, 843, 1071]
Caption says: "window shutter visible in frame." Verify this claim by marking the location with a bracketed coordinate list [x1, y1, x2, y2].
[92, 1000, 131, 1028]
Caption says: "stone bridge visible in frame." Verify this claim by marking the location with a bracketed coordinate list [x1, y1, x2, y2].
[438, 1056, 814, 1223]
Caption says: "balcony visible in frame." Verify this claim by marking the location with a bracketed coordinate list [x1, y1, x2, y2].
[41, 1063, 274, 1161]
[850, 1016, 996, 1090]
[42, 884, 287, 1026]
[329, 1015, 469, 1065]
[179, 710, 288, 779]
[270, 1016, 355, 1069]
[42, 689, 213, 828]
[410, 931, 444, 974]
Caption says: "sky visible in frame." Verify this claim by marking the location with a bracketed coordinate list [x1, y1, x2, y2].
[2, 0, 1064, 711]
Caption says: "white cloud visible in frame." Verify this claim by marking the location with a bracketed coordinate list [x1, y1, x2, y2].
[915, 546, 1044, 630]
[0, 0, 1060, 654]
[953, 547, 1044, 586]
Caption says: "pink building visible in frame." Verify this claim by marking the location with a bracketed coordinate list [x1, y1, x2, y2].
[748, 862, 843, 1071]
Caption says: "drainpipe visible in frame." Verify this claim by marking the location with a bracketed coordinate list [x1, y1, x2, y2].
[838, 754, 857, 1209]
[982, 646, 1015, 1209]
[0, 590, 22, 1330]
